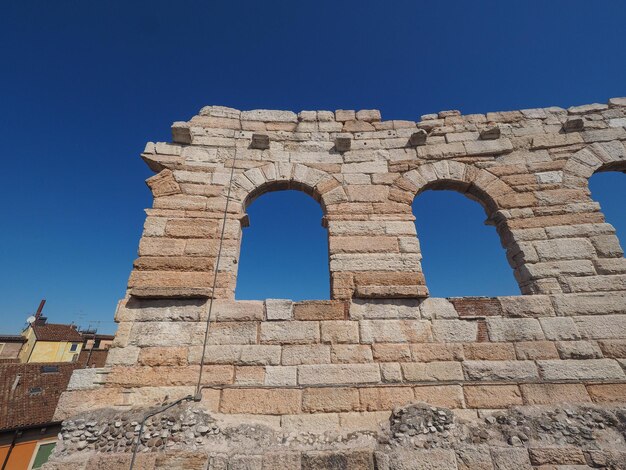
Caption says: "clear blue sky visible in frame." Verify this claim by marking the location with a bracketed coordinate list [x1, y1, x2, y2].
[1, 1, 625, 334]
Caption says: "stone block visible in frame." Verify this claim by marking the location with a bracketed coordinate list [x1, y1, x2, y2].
[265, 299, 293, 320]
[574, 315, 626, 339]
[165, 219, 218, 238]
[463, 360, 538, 381]
[138, 346, 188, 366]
[534, 238, 596, 261]
[320, 321, 359, 343]
[598, 340, 626, 358]
[528, 447, 586, 465]
[241, 109, 297, 122]
[372, 343, 412, 362]
[586, 383, 626, 403]
[359, 320, 432, 343]
[553, 292, 626, 316]
[131, 322, 197, 347]
[138, 237, 186, 256]
[490, 447, 532, 470]
[105, 345, 140, 366]
[282, 344, 331, 365]
[188, 345, 281, 365]
[331, 344, 373, 363]
[330, 236, 399, 254]
[401, 361, 464, 382]
[514, 341, 559, 360]
[335, 109, 356, 121]
[66, 368, 102, 391]
[204, 322, 258, 345]
[380, 363, 403, 383]
[432, 320, 478, 342]
[293, 301, 345, 320]
[498, 295, 554, 318]
[464, 385, 523, 408]
[419, 297, 458, 319]
[463, 343, 516, 361]
[359, 386, 415, 411]
[520, 383, 591, 405]
[261, 453, 301, 470]
[413, 385, 465, 408]
[260, 321, 320, 344]
[356, 109, 382, 122]
[350, 299, 421, 320]
[108, 365, 234, 387]
[464, 138, 513, 156]
[537, 359, 625, 380]
[220, 388, 302, 414]
[264, 366, 297, 386]
[377, 449, 457, 470]
[302, 387, 360, 413]
[302, 450, 374, 470]
[213, 300, 264, 321]
[539, 317, 581, 340]
[298, 364, 381, 385]
[455, 447, 495, 470]
[486, 318, 544, 342]
[410, 344, 464, 362]
[556, 340, 603, 359]
[234, 365, 265, 385]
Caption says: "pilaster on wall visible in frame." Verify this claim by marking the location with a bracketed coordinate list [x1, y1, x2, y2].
[129, 100, 626, 300]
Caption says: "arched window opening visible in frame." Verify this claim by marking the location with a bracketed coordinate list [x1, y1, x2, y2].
[589, 169, 626, 256]
[412, 189, 519, 297]
[235, 190, 330, 300]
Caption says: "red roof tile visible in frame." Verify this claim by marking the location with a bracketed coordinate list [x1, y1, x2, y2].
[31, 323, 83, 342]
[0, 362, 80, 430]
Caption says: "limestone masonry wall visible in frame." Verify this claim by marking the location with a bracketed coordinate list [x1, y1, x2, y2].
[47, 99, 626, 469]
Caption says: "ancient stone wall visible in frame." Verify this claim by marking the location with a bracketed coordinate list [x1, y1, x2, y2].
[47, 99, 626, 469]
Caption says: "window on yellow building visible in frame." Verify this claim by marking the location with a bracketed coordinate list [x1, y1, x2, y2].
[69, 343, 78, 352]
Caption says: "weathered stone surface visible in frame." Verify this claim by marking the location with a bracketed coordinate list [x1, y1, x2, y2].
[360, 320, 432, 343]
[302, 387, 360, 412]
[432, 320, 477, 342]
[293, 301, 345, 321]
[377, 449, 457, 470]
[188, 345, 281, 365]
[539, 317, 580, 340]
[401, 361, 464, 382]
[260, 321, 320, 344]
[490, 447, 532, 470]
[537, 359, 625, 380]
[220, 388, 301, 414]
[298, 364, 381, 385]
[265, 299, 293, 321]
[321, 321, 359, 343]
[463, 360, 538, 381]
[486, 318, 544, 342]
[282, 344, 331, 365]
[351, 299, 421, 320]
[464, 385, 523, 408]
[520, 383, 591, 405]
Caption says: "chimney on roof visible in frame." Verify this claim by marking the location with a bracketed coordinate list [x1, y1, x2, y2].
[33, 299, 47, 325]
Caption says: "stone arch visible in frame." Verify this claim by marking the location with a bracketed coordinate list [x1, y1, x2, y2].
[393, 161, 522, 218]
[562, 141, 626, 186]
[229, 162, 336, 298]
[394, 161, 529, 294]
[230, 162, 344, 217]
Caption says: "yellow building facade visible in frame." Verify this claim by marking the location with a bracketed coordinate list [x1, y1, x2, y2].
[18, 320, 83, 363]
